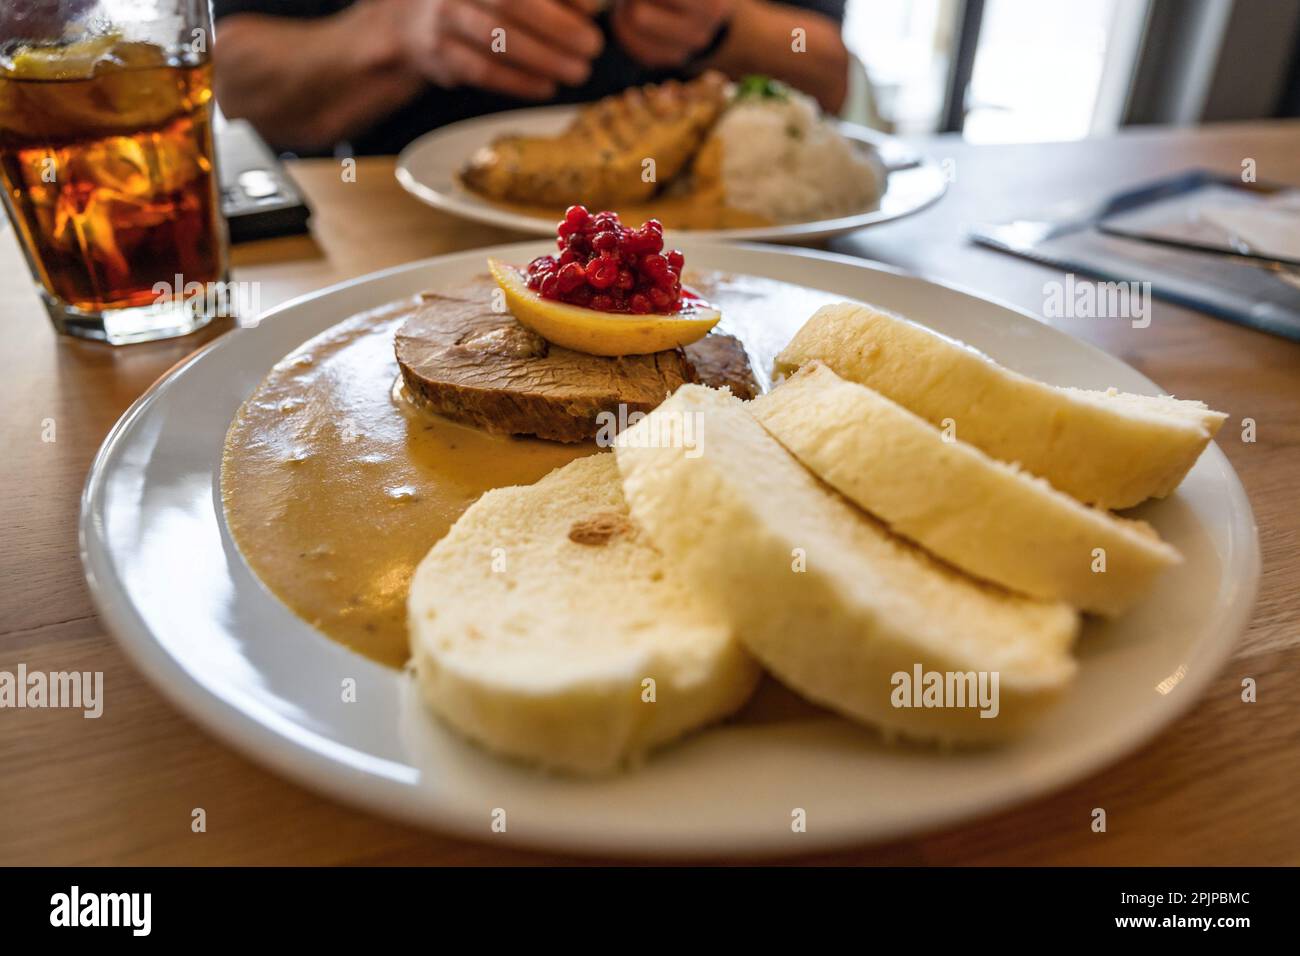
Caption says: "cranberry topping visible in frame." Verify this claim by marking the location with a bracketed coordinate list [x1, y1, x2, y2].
[525, 205, 687, 314]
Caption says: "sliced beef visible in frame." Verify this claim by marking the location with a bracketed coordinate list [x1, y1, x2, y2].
[461, 72, 730, 208]
[683, 332, 760, 401]
[396, 279, 686, 442]
[395, 278, 759, 443]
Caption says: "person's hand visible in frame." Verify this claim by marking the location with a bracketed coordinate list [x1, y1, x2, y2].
[395, 0, 605, 100]
[611, 0, 737, 69]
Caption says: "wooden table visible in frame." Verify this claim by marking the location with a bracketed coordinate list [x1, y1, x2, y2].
[2, 121, 1297, 865]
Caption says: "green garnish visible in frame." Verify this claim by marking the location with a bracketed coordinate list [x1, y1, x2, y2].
[736, 74, 790, 101]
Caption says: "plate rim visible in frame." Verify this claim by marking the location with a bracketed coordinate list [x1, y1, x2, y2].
[79, 241, 1261, 858]
[394, 104, 949, 242]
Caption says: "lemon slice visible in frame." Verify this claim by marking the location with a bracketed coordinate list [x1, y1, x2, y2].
[4, 33, 122, 80]
[488, 258, 720, 356]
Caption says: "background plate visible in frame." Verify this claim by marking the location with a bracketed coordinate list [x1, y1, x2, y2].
[395, 105, 947, 242]
[81, 242, 1258, 858]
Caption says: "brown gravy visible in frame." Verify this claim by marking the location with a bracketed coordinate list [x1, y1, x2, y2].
[221, 301, 588, 667]
[221, 273, 844, 669]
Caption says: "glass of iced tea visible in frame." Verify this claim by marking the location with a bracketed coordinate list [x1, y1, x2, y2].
[0, 1, 228, 344]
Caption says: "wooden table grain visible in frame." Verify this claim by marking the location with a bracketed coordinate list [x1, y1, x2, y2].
[2, 121, 1297, 865]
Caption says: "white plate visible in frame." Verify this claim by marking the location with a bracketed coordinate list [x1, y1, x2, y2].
[395, 105, 947, 242]
[81, 242, 1258, 858]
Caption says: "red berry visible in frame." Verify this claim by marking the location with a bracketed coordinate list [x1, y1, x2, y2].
[588, 256, 619, 289]
[640, 252, 670, 283]
[539, 211, 689, 314]
[622, 232, 650, 255]
[555, 261, 586, 293]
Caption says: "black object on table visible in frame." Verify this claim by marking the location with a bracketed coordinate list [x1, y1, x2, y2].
[217, 119, 312, 244]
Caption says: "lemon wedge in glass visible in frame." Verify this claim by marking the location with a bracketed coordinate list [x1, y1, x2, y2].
[4, 33, 123, 80]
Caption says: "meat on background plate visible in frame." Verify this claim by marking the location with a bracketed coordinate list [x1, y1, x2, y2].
[461, 72, 730, 209]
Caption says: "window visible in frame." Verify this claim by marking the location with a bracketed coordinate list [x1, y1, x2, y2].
[846, 0, 1149, 142]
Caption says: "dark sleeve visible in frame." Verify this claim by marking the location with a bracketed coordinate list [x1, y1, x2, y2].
[212, 0, 353, 22]
[781, 0, 847, 23]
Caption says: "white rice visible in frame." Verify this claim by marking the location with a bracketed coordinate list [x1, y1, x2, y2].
[714, 90, 883, 223]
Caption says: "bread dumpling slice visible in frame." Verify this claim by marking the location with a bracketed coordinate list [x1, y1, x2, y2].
[751, 363, 1181, 615]
[776, 302, 1226, 509]
[407, 452, 760, 774]
[615, 385, 1079, 744]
